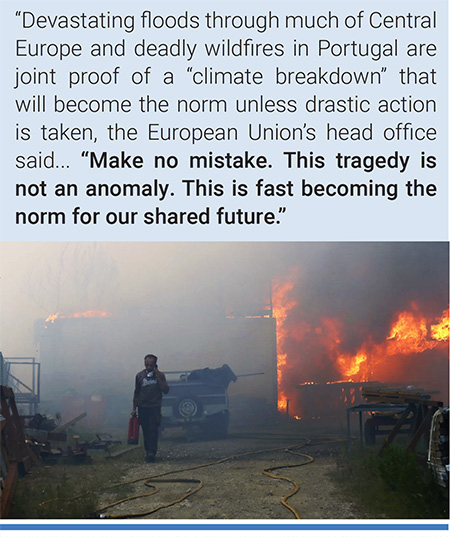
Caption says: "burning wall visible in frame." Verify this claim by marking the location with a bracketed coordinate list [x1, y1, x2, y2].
[273, 268, 449, 418]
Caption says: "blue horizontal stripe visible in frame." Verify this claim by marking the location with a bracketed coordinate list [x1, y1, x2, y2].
[0, 523, 448, 530]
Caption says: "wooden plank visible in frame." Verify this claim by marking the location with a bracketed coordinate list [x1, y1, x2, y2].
[8, 391, 29, 461]
[0, 462, 18, 519]
[1, 391, 22, 461]
[52, 412, 87, 433]
[0, 385, 14, 399]
[109, 445, 140, 458]
[377, 403, 414, 457]
[362, 387, 442, 406]
[406, 407, 436, 452]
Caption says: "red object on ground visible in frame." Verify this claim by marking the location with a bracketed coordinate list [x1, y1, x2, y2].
[127, 416, 139, 444]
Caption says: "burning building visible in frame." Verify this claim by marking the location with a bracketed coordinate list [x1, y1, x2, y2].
[273, 251, 449, 421]
[5, 242, 447, 429]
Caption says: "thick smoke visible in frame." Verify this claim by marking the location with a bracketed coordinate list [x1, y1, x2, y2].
[287, 242, 448, 350]
[274, 243, 449, 403]
[1, 242, 448, 417]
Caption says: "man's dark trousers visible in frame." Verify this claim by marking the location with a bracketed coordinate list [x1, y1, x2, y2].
[138, 406, 161, 456]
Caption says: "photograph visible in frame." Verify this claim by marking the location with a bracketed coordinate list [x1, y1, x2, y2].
[1, 241, 448, 519]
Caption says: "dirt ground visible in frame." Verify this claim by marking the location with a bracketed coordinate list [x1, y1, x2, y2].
[96, 427, 366, 520]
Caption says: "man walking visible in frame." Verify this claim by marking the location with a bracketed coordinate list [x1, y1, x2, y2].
[132, 354, 169, 462]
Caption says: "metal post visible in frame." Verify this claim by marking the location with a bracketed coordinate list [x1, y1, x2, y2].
[359, 410, 363, 449]
[32, 357, 36, 397]
[347, 408, 351, 455]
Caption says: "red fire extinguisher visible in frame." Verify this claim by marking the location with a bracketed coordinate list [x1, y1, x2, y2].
[128, 415, 140, 444]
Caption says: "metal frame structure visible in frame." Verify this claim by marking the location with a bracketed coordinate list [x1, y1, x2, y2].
[347, 388, 444, 456]
[0, 353, 40, 414]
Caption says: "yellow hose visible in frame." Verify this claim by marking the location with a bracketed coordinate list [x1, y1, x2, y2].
[95, 442, 313, 518]
[40, 435, 344, 519]
[263, 448, 315, 519]
[100, 479, 203, 519]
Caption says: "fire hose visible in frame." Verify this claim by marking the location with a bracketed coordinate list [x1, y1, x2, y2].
[40, 437, 342, 519]
[263, 448, 314, 519]
[96, 477, 204, 518]
[95, 441, 315, 519]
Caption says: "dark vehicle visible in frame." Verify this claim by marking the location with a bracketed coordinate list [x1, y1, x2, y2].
[161, 364, 237, 438]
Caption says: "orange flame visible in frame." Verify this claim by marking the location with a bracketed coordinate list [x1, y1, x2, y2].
[272, 269, 298, 411]
[337, 352, 368, 378]
[335, 305, 449, 381]
[272, 270, 449, 414]
[45, 310, 111, 323]
[387, 305, 430, 353]
[430, 309, 450, 341]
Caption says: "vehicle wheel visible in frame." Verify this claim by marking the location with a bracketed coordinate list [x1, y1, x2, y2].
[205, 411, 229, 439]
[174, 396, 203, 419]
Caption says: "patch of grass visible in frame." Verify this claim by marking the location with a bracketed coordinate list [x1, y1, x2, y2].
[335, 445, 448, 519]
[9, 452, 136, 519]
[10, 468, 98, 519]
